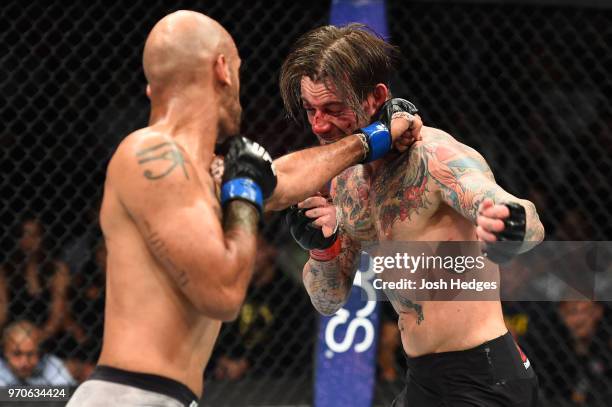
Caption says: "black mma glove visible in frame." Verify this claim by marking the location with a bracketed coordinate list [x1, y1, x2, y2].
[377, 98, 419, 128]
[285, 205, 338, 251]
[359, 98, 419, 163]
[483, 202, 526, 264]
[220, 137, 277, 214]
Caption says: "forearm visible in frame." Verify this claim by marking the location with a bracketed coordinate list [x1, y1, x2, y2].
[217, 201, 259, 316]
[514, 198, 545, 245]
[480, 185, 545, 247]
[302, 240, 358, 316]
[143, 201, 259, 320]
[436, 166, 545, 249]
[480, 194, 544, 251]
[266, 136, 363, 211]
[303, 259, 351, 316]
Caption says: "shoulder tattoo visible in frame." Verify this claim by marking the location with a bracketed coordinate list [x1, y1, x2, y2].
[136, 141, 191, 180]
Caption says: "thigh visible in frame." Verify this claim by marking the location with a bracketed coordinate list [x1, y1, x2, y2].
[390, 375, 444, 407]
[488, 376, 539, 407]
[444, 376, 539, 407]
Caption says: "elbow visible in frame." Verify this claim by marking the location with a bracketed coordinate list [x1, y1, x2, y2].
[303, 267, 344, 316]
[191, 286, 246, 322]
[316, 304, 342, 317]
[306, 286, 345, 316]
[264, 181, 292, 212]
[264, 196, 289, 212]
[311, 297, 344, 316]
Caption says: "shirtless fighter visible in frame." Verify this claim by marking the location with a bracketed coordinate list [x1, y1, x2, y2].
[281, 24, 545, 406]
[66, 11, 422, 407]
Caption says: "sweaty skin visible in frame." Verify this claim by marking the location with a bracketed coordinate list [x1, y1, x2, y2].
[300, 80, 545, 357]
[97, 11, 422, 398]
[98, 12, 246, 396]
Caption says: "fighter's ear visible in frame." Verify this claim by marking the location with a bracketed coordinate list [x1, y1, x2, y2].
[363, 83, 389, 118]
[372, 83, 389, 110]
[214, 54, 232, 87]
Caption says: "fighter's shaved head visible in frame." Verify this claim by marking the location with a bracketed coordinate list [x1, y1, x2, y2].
[142, 10, 242, 141]
[143, 10, 236, 90]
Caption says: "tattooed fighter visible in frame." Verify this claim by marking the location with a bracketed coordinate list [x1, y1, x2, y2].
[281, 24, 545, 407]
[67, 11, 421, 407]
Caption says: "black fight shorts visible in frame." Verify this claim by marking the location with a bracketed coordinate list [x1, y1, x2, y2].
[391, 332, 538, 407]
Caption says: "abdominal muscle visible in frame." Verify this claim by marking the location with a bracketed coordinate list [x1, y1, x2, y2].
[397, 300, 507, 357]
[385, 205, 508, 357]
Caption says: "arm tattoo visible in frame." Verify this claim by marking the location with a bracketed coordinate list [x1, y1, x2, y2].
[304, 238, 360, 315]
[223, 200, 259, 236]
[305, 260, 348, 315]
[144, 221, 189, 287]
[136, 141, 191, 180]
[334, 167, 377, 240]
[425, 142, 497, 223]
[426, 141, 544, 243]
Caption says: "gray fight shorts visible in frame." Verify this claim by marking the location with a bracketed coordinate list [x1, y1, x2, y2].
[66, 366, 198, 407]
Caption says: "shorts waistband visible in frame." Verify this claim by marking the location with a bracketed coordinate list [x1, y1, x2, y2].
[90, 365, 198, 407]
[405, 331, 514, 375]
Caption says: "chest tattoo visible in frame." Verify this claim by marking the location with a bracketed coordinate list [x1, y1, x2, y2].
[373, 155, 431, 236]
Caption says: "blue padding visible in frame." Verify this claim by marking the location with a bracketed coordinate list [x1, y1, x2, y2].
[314, 258, 380, 407]
[361, 121, 391, 162]
[330, 0, 389, 39]
[221, 178, 263, 211]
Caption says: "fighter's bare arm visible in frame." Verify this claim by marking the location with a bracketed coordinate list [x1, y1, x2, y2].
[303, 233, 360, 316]
[110, 134, 258, 321]
[302, 168, 375, 315]
[424, 133, 545, 246]
[267, 136, 364, 211]
[266, 114, 422, 211]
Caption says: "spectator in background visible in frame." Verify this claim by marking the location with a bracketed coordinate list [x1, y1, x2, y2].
[60, 206, 102, 278]
[0, 320, 74, 386]
[62, 239, 106, 382]
[213, 235, 314, 380]
[524, 300, 612, 406]
[0, 216, 70, 346]
[557, 301, 611, 405]
[554, 209, 594, 242]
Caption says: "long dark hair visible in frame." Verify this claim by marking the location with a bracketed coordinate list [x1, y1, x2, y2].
[279, 23, 399, 124]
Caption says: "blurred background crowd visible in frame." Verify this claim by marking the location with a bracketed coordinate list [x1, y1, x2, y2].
[0, 0, 610, 405]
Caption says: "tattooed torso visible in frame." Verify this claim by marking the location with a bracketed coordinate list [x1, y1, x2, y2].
[333, 127, 507, 356]
[370, 129, 479, 241]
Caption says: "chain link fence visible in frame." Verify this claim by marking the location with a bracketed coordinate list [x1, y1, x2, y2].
[383, 3, 612, 406]
[0, 0, 610, 406]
